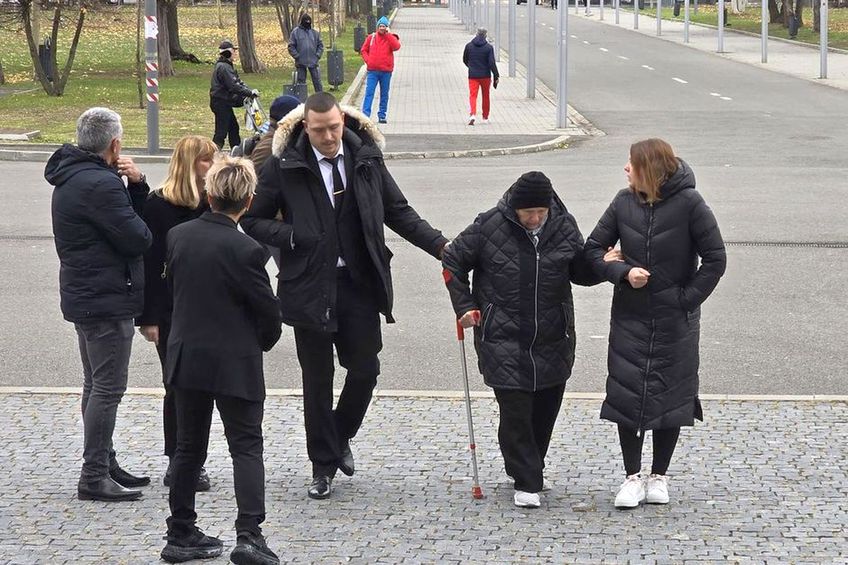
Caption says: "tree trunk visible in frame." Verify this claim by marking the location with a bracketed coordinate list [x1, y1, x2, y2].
[157, 0, 175, 77]
[237, 0, 266, 73]
[793, 0, 803, 27]
[768, 0, 782, 22]
[812, 0, 820, 32]
[21, 1, 58, 95]
[0, 59, 5, 85]
[782, 0, 792, 26]
[136, 0, 145, 108]
[54, 7, 86, 95]
[165, 0, 202, 63]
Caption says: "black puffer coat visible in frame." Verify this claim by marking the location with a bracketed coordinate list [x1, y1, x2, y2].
[585, 159, 726, 431]
[209, 57, 253, 108]
[46, 144, 152, 323]
[442, 190, 601, 392]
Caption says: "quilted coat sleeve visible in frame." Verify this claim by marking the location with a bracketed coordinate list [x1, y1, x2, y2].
[680, 193, 726, 311]
[565, 213, 604, 287]
[380, 164, 448, 258]
[441, 220, 481, 317]
[585, 194, 633, 284]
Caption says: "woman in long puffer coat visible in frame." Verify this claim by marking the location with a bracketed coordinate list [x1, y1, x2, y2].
[442, 171, 604, 509]
[585, 138, 726, 509]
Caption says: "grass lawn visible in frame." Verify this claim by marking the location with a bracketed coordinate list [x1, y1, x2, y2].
[0, 5, 368, 147]
[629, 4, 848, 50]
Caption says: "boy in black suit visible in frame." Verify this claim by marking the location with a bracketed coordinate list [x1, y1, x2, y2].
[161, 156, 282, 565]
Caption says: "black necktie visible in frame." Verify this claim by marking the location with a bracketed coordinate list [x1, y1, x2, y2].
[324, 156, 344, 215]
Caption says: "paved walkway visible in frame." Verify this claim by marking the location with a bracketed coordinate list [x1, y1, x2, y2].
[575, 5, 848, 89]
[2, 391, 846, 563]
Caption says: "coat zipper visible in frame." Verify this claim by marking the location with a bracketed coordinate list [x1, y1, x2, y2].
[637, 203, 656, 436]
[561, 303, 570, 339]
[529, 233, 540, 392]
[481, 303, 494, 342]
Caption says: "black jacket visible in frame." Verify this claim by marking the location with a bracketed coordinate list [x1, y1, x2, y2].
[442, 189, 601, 392]
[136, 191, 207, 327]
[241, 105, 448, 331]
[463, 35, 499, 80]
[165, 212, 282, 401]
[46, 144, 152, 323]
[585, 159, 726, 431]
[210, 56, 253, 107]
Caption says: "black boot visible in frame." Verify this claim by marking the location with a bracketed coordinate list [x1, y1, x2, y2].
[110, 464, 151, 488]
[78, 477, 142, 502]
[161, 526, 224, 563]
[230, 532, 279, 565]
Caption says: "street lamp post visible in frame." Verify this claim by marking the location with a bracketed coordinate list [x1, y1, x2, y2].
[528, 0, 536, 99]
[820, 0, 828, 78]
[144, 0, 159, 155]
[509, 0, 516, 76]
[556, 0, 569, 128]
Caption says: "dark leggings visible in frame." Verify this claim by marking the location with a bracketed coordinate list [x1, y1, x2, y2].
[617, 425, 680, 476]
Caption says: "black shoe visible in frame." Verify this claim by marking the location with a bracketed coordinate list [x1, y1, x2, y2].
[378, 118, 387, 124]
[338, 442, 355, 477]
[307, 475, 332, 499]
[110, 465, 150, 488]
[164, 464, 211, 492]
[230, 532, 280, 565]
[161, 527, 224, 563]
[77, 476, 142, 502]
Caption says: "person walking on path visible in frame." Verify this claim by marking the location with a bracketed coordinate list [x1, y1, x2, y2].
[360, 16, 400, 124]
[136, 135, 218, 493]
[160, 156, 282, 565]
[288, 13, 324, 94]
[463, 28, 499, 126]
[442, 172, 604, 509]
[241, 92, 448, 501]
[45, 107, 153, 502]
[209, 39, 259, 149]
[584, 138, 726, 509]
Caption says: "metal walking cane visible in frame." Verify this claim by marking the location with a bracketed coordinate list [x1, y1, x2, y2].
[456, 313, 484, 500]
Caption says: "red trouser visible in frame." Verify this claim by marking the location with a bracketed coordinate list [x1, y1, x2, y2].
[468, 78, 492, 119]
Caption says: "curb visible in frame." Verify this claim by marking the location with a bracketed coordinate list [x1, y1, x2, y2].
[2, 386, 847, 402]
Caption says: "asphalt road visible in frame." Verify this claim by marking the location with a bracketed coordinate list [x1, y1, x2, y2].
[1, 12, 846, 394]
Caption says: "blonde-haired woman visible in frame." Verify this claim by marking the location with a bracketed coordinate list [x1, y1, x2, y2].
[136, 135, 217, 490]
[585, 138, 726, 509]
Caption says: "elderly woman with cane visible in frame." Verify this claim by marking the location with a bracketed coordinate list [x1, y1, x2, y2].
[442, 171, 608, 508]
[585, 138, 726, 509]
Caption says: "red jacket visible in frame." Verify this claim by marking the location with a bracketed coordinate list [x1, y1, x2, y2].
[361, 31, 401, 72]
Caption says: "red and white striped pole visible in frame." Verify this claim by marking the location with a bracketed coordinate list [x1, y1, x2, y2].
[144, 4, 159, 154]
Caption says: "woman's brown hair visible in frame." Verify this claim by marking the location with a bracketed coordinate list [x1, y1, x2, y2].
[160, 135, 218, 208]
[629, 138, 678, 204]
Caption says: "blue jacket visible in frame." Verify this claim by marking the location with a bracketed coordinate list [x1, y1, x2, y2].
[46, 144, 152, 323]
[463, 35, 499, 80]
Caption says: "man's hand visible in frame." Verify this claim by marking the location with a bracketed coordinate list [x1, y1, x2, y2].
[603, 246, 624, 263]
[139, 325, 159, 345]
[627, 267, 651, 289]
[458, 310, 481, 328]
[116, 156, 144, 184]
[493, 77, 499, 89]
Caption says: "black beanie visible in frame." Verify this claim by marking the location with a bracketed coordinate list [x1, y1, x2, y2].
[510, 171, 553, 209]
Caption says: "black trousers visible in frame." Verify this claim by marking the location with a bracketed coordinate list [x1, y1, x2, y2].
[493, 383, 565, 493]
[617, 425, 681, 476]
[210, 100, 241, 149]
[293, 269, 382, 477]
[295, 64, 323, 92]
[153, 322, 178, 458]
[167, 388, 265, 537]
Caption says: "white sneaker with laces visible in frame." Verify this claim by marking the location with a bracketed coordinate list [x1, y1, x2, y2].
[468, 115, 476, 126]
[481, 118, 490, 125]
[646, 474, 669, 504]
[513, 490, 541, 508]
[614, 474, 645, 508]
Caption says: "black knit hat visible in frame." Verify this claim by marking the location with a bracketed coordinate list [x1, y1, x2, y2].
[510, 171, 553, 209]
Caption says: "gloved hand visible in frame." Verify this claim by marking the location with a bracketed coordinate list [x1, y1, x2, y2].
[493, 77, 499, 90]
[251, 89, 260, 98]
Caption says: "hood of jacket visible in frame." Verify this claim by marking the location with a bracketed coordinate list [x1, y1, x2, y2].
[471, 35, 488, 47]
[272, 104, 386, 158]
[45, 144, 114, 187]
[658, 158, 695, 200]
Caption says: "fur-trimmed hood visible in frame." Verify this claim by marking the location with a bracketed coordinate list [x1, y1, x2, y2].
[271, 104, 386, 158]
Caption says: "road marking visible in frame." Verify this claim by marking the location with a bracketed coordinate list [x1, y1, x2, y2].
[672, 77, 688, 84]
[599, 47, 609, 52]
[583, 40, 590, 44]
[720, 96, 733, 101]
[641, 64, 655, 71]
[618, 55, 630, 60]
[710, 92, 721, 96]
[571, 34, 578, 38]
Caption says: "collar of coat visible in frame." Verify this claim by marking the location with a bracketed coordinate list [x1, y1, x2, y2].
[272, 104, 386, 159]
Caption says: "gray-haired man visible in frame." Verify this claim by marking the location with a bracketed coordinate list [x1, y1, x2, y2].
[45, 107, 153, 501]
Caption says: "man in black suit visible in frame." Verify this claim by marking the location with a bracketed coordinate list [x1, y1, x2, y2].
[160, 156, 283, 565]
[242, 92, 448, 500]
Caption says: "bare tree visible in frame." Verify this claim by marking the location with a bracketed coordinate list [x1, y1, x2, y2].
[273, 0, 305, 42]
[18, 0, 87, 96]
[0, 59, 5, 85]
[156, 0, 175, 77]
[236, 0, 266, 73]
[162, 0, 202, 63]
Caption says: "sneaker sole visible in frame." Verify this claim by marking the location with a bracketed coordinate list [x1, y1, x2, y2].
[77, 491, 142, 502]
[230, 545, 280, 565]
[646, 495, 669, 504]
[514, 502, 541, 509]
[161, 545, 224, 563]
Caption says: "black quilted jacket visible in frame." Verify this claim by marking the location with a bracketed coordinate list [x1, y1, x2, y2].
[442, 190, 602, 392]
[584, 159, 726, 431]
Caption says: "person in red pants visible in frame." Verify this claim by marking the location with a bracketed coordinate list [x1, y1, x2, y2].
[463, 28, 499, 126]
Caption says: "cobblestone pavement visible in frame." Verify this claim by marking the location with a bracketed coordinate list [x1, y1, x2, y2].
[1, 393, 846, 564]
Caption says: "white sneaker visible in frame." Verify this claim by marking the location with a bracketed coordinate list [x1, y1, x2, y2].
[468, 115, 476, 125]
[481, 118, 490, 125]
[514, 490, 541, 508]
[614, 474, 645, 508]
[646, 474, 669, 504]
